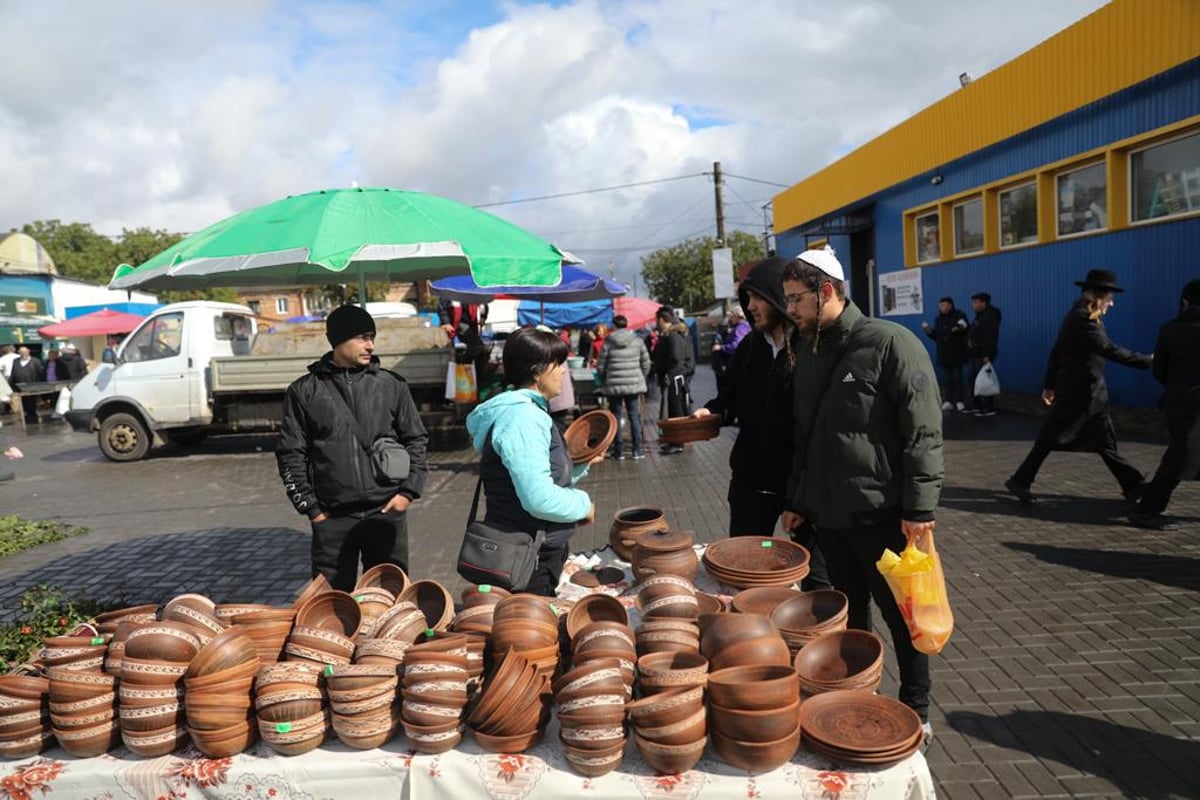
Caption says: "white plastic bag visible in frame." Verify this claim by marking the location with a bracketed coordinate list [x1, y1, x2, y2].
[974, 364, 1000, 397]
[55, 386, 71, 416]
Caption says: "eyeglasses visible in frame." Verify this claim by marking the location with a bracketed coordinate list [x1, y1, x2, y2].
[785, 290, 817, 306]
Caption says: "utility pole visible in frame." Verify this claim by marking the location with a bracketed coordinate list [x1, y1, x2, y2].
[712, 161, 726, 246]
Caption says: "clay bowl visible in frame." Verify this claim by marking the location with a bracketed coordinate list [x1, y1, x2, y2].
[490, 620, 559, 653]
[771, 589, 849, 633]
[352, 589, 397, 637]
[478, 670, 547, 736]
[256, 693, 326, 725]
[637, 580, 699, 620]
[703, 537, 810, 588]
[326, 663, 398, 691]
[184, 658, 262, 693]
[449, 604, 496, 634]
[93, 603, 159, 635]
[356, 563, 410, 597]
[633, 731, 706, 775]
[0, 731, 52, 759]
[794, 629, 885, 692]
[398, 581, 455, 631]
[472, 726, 544, 754]
[492, 594, 558, 626]
[185, 699, 257, 731]
[706, 664, 799, 711]
[371, 603, 428, 643]
[710, 723, 801, 773]
[214, 603, 278, 626]
[46, 667, 115, 702]
[695, 592, 725, 615]
[120, 655, 189, 686]
[54, 719, 120, 757]
[461, 584, 513, 609]
[632, 699, 706, 743]
[551, 658, 625, 697]
[572, 621, 636, 657]
[561, 740, 626, 777]
[635, 630, 700, 658]
[403, 696, 467, 728]
[0, 710, 49, 738]
[732, 587, 805, 617]
[161, 593, 224, 636]
[295, 590, 362, 638]
[698, 613, 779, 659]
[566, 593, 629, 640]
[608, 506, 669, 561]
[557, 715, 626, 752]
[564, 409, 618, 464]
[256, 661, 322, 687]
[408, 630, 469, 654]
[401, 718, 462, 754]
[187, 627, 260, 678]
[288, 625, 355, 661]
[636, 651, 709, 694]
[118, 701, 185, 733]
[656, 413, 721, 444]
[292, 573, 333, 608]
[708, 634, 791, 672]
[49, 692, 115, 717]
[118, 684, 185, 709]
[189, 719, 258, 758]
[709, 697, 800, 741]
[354, 638, 412, 665]
[123, 622, 203, 662]
[49, 705, 113, 733]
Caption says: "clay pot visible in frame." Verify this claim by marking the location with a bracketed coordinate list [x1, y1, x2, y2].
[631, 530, 699, 582]
[608, 506, 669, 561]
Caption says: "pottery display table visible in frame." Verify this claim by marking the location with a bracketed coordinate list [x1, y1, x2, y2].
[0, 721, 933, 800]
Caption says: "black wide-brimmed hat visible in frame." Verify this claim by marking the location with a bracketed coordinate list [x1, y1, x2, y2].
[1075, 268, 1124, 293]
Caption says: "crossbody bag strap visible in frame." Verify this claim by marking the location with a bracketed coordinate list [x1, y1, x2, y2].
[469, 428, 494, 524]
[321, 378, 373, 453]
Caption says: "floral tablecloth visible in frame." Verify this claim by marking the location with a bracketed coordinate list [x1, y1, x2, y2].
[1, 721, 933, 800]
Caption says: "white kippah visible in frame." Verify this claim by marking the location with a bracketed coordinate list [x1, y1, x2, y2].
[796, 245, 845, 281]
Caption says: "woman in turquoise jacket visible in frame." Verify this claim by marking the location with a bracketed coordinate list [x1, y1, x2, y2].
[466, 328, 597, 595]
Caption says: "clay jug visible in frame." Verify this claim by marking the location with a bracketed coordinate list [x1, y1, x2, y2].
[632, 530, 698, 582]
[609, 507, 669, 561]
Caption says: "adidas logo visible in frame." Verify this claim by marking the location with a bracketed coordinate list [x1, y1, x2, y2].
[841, 372, 855, 383]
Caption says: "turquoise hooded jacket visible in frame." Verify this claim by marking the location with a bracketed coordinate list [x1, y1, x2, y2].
[466, 388, 592, 524]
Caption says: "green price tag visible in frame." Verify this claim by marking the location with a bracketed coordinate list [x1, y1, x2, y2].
[355, 594, 364, 602]
[761, 541, 773, 548]
[324, 664, 334, 676]
[90, 637, 105, 646]
[549, 604, 559, 616]
[424, 628, 436, 639]
[275, 722, 292, 733]
[478, 585, 492, 593]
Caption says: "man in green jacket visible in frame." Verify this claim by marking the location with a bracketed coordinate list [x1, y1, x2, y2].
[779, 247, 944, 734]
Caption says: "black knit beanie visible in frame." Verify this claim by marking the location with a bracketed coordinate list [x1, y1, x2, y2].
[326, 304, 376, 346]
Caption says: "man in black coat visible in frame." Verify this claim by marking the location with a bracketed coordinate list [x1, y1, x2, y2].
[276, 305, 429, 590]
[922, 297, 970, 411]
[9, 347, 45, 424]
[1129, 279, 1200, 530]
[966, 292, 1001, 416]
[651, 307, 693, 453]
[1005, 270, 1151, 504]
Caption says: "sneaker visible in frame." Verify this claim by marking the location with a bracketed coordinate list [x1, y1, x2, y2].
[1123, 483, 1146, 505]
[1004, 478, 1034, 504]
[661, 444, 685, 455]
[632, 451, 646, 460]
[921, 722, 933, 753]
[940, 401, 953, 411]
[955, 402, 966, 412]
[1128, 510, 1179, 531]
[976, 410, 996, 418]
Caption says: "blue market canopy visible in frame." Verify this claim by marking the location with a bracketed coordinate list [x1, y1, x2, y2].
[431, 264, 626, 304]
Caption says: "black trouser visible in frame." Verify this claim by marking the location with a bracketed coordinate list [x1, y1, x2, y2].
[528, 541, 570, 597]
[311, 509, 409, 591]
[660, 375, 692, 419]
[1011, 417, 1144, 499]
[815, 515, 931, 722]
[1138, 419, 1194, 515]
[968, 358, 994, 412]
[939, 364, 967, 405]
[727, 480, 830, 590]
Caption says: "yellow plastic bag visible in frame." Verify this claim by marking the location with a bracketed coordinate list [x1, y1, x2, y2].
[876, 529, 953, 654]
[454, 363, 478, 403]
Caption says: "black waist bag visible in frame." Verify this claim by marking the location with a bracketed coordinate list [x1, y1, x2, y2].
[456, 473, 544, 591]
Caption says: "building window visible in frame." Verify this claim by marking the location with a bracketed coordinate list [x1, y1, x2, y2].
[247, 300, 261, 315]
[952, 198, 984, 256]
[999, 182, 1038, 247]
[1056, 162, 1107, 236]
[915, 212, 940, 263]
[275, 297, 289, 315]
[1131, 130, 1200, 222]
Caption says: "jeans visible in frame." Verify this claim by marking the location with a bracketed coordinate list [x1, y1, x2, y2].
[815, 515, 931, 721]
[609, 394, 643, 455]
[939, 364, 968, 405]
[311, 509, 409, 591]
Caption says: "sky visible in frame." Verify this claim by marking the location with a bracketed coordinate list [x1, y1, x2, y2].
[0, 0, 1109, 291]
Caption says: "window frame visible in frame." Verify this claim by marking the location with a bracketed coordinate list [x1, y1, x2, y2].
[1054, 160, 1108, 240]
[1128, 128, 1200, 226]
[275, 296, 289, 315]
[914, 211, 941, 264]
[951, 197, 985, 257]
[998, 180, 1039, 250]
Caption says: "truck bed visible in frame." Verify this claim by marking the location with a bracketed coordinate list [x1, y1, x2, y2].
[210, 349, 453, 394]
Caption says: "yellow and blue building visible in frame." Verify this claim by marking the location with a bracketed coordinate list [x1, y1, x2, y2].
[772, 0, 1199, 408]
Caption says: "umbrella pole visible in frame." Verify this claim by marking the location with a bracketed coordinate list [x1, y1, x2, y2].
[358, 272, 368, 306]
[540, 300, 545, 324]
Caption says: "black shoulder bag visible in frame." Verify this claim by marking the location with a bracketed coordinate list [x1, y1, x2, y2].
[455, 430, 545, 591]
[322, 379, 410, 484]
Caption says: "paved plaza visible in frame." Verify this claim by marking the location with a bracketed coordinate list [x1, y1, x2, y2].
[1, 380, 1197, 798]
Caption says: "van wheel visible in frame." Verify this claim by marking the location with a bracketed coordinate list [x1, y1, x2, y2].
[99, 413, 151, 462]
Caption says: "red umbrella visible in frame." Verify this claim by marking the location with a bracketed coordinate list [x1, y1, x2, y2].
[613, 296, 663, 329]
[38, 308, 147, 339]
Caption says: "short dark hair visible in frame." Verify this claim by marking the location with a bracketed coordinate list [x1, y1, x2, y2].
[1181, 279, 1200, 306]
[613, 315, 628, 329]
[781, 258, 846, 300]
[971, 292, 991, 304]
[655, 306, 674, 323]
[502, 327, 569, 387]
[938, 296, 954, 306]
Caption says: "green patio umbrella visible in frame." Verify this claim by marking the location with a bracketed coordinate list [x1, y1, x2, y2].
[108, 187, 575, 296]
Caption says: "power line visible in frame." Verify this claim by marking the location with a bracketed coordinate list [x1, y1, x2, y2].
[722, 172, 791, 189]
[472, 172, 707, 208]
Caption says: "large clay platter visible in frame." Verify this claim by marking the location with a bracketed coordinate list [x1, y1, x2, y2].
[798, 690, 922, 753]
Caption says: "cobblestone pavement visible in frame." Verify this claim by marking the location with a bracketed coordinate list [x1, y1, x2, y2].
[1, 378, 1197, 798]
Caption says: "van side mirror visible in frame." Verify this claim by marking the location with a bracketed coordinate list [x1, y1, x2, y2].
[102, 348, 116, 365]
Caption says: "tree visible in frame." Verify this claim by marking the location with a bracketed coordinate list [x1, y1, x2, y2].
[640, 230, 764, 310]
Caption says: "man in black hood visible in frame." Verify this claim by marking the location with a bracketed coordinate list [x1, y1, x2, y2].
[693, 257, 828, 588]
[276, 305, 429, 590]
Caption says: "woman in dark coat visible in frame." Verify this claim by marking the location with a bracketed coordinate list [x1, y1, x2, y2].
[1005, 269, 1151, 503]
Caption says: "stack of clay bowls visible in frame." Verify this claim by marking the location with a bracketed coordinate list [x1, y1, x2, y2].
[161, 593, 226, 645]
[608, 506, 669, 561]
[636, 651, 708, 696]
[636, 617, 701, 658]
[401, 635, 471, 753]
[353, 601, 427, 668]
[707, 663, 801, 773]
[568, 612, 636, 699]
[467, 648, 550, 754]
[731, 587, 804, 617]
[353, 564, 410, 637]
[490, 595, 560, 679]
[794, 630, 884, 695]
[47, 667, 119, 757]
[228, 606, 297, 665]
[184, 627, 262, 757]
[632, 529, 699, 583]
[637, 574, 700, 621]
[450, 585, 511, 682]
[0, 674, 52, 759]
[330, 662, 402, 749]
[626, 684, 707, 774]
[40, 633, 110, 672]
[398, 580, 455, 632]
[699, 613, 791, 672]
[702, 536, 810, 590]
[769, 589, 849, 653]
[214, 603, 277, 628]
[800, 690, 924, 766]
[92, 604, 158, 640]
[286, 591, 360, 668]
[255, 662, 328, 755]
[119, 621, 197, 757]
[552, 657, 627, 776]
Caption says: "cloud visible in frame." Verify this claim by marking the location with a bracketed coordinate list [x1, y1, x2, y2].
[0, 0, 1108, 289]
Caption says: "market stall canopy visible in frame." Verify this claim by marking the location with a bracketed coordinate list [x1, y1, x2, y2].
[518, 295, 663, 330]
[38, 308, 147, 339]
[430, 264, 624, 304]
[108, 187, 577, 293]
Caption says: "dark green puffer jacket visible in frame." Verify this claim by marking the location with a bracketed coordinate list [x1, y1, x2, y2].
[785, 301, 944, 529]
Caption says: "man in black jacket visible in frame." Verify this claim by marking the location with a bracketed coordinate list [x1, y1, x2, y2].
[966, 292, 1002, 416]
[1130, 279, 1200, 530]
[277, 305, 429, 590]
[651, 307, 693, 453]
[922, 297, 970, 411]
[693, 257, 829, 588]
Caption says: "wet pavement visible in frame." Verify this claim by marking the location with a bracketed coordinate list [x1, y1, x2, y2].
[1, 371, 1197, 797]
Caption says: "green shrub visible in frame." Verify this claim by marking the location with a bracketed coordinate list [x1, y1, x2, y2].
[0, 584, 111, 673]
[0, 516, 88, 559]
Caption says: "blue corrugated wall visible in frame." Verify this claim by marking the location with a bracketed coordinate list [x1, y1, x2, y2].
[777, 59, 1200, 409]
